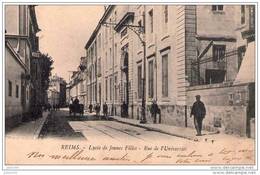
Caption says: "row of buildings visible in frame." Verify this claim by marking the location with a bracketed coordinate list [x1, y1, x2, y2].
[47, 75, 67, 107]
[5, 5, 52, 130]
[68, 5, 255, 137]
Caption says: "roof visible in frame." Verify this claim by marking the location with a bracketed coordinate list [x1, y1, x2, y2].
[84, 5, 115, 49]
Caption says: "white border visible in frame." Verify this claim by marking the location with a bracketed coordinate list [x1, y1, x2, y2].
[1, 0, 259, 174]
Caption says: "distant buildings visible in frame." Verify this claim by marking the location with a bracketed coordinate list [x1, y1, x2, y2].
[67, 57, 88, 107]
[5, 5, 41, 130]
[48, 75, 67, 107]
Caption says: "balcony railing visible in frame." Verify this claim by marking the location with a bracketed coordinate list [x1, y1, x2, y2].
[190, 49, 239, 86]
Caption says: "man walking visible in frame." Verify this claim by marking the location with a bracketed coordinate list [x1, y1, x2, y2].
[103, 102, 108, 120]
[150, 100, 160, 124]
[95, 103, 101, 119]
[121, 101, 128, 118]
[190, 95, 206, 136]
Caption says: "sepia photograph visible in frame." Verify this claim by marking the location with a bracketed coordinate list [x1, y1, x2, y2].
[2, 1, 257, 174]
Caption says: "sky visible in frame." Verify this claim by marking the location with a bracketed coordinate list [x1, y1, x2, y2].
[36, 5, 104, 82]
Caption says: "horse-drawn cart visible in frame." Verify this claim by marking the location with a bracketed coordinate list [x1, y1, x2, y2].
[69, 103, 84, 116]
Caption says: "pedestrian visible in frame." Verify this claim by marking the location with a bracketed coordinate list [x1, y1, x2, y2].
[95, 103, 101, 119]
[121, 101, 128, 118]
[73, 97, 79, 105]
[103, 102, 108, 120]
[89, 103, 93, 113]
[190, 95, 206, 136]
[150, 100, 160, 124]
[69, 98, 73, 114]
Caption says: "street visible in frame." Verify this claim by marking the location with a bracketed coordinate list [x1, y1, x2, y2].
[40, 109, 186, 144]
[5, 108, 255, 165]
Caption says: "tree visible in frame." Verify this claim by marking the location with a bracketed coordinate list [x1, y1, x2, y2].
[40, 53, 54, 91]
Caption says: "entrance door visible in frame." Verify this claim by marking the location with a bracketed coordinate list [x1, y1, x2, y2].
[121, 47, 129, 117]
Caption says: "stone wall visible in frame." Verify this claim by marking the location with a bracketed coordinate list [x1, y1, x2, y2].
[186, 83, 253, 136]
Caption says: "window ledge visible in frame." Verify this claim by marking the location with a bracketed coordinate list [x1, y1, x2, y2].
[212, 11, 225, 15]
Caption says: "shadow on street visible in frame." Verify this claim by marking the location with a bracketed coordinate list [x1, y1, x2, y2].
[39, 109, 85, 140]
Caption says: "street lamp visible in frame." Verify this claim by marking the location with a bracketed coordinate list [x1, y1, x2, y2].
[101, 10, 147, 124]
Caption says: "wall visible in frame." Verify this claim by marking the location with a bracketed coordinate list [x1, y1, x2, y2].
[196, 5, 238, 38]
[5, 46, 26, 130]
[5, 6, 19, 35]
[186, 83, 251, 136]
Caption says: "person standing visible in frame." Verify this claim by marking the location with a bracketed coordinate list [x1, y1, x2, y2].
[73, 97, 79, 105]
[95, 103, 101, 119]
[121, 101, 128, 118]
[103, 102, 108, 120]
[89, 103, 93, 113]
[150, 100, 160, 124]
[190, 95, 206, 136]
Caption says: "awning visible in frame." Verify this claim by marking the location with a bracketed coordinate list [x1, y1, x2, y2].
[234, 41, 255, 84]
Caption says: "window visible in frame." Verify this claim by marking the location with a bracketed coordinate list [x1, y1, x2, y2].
[238, 46, 246, 70]
[98, 58, 101, 76]
[241, 5, 245, 24]
[110, 77, 113, 101]
[16, 85, 19, 98]
[115, 43, 117, 65]
[94, 83, 97, 102]
[105, 78, 108, 101]
[98, 34, 101, 49]
[137, 65, 142, 99]
[80, 81, 84, 93]
[148, 60, 154, 98]
[149, 9, 153, 33]
[162, 54, 168, 97]
[121, 28, 127, 38]
[8, 81, 12, 97]
[105, 52, 107, 70]
[109, 48, 112, 68]
[212, 5, 223, 11]
[164, 5, 168, 23]
[114, 75, 117, 101]
[213, 45, 226, 62]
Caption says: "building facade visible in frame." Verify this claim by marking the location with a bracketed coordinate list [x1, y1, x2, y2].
[5, 5, 40, 130]
[47, 75, 67, 107]
[82, 5, 255, 137]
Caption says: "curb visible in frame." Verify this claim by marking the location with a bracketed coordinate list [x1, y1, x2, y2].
[33, 111, 50, 139]
[112, 117, 219, 141]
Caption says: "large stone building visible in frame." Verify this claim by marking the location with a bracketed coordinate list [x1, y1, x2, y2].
[80, 5, 254, 137]
[47, 75, 67, 107]
[5, 5, 40, 130]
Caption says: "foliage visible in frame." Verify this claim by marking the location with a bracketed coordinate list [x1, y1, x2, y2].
[40, 53, 54, 90]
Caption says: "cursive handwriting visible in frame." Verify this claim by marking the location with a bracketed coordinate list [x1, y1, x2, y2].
[140, 152, 153, 162]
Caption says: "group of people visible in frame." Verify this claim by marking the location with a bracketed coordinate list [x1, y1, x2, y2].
[69, 95, 206, 136]
[43, 103, 60, 111]
[88, 102, 109, 120]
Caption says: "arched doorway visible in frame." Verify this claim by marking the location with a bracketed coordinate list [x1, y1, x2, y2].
[121, 46, 129, 117]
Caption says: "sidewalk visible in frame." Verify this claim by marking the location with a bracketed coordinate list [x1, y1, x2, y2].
[6, 111, 50, 139]
[111, 115, 220, 141]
